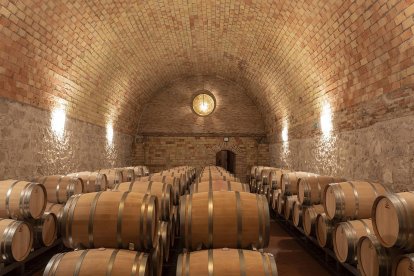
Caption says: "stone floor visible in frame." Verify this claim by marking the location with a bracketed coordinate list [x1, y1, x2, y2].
[266, 219, 331, 276]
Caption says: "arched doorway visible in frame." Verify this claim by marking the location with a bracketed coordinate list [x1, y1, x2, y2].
[216, 150, 236, 174]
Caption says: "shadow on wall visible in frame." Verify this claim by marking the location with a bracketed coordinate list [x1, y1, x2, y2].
[0, 99, 133, 180]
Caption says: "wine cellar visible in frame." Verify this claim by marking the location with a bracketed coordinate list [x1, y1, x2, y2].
[1, 1, 414, 275]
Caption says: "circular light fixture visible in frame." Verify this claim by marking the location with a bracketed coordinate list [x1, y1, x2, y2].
[192, 91, 216, 116]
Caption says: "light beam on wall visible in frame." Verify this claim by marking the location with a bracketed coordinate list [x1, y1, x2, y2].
[106, 122, 114, 145]
[320, 101, 333, 137]
[281, 125, 288, 142]
[51, 106, 66, 140]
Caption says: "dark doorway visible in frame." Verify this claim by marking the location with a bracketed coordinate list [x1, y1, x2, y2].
[216, 150, 236, 174]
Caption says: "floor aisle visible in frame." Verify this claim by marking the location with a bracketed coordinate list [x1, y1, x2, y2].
[267, 219, 331, 276]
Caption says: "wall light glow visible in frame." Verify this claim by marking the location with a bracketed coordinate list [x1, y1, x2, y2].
[320, 101, 333, 136]
[106, 122, 114, 145]
[281, 125, 288, 142]
[51, 107, 66, 139]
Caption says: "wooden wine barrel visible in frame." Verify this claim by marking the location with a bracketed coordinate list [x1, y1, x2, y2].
[97, 169, 123, 189]
[180, 191, 269, 250]
[297, 175, 346, 205]
[68, 171, 107, 193]
[0, 180, 46, 219]
[357, 234, 401, 276]
[284, 195, 298, 220]
[114, 181, 172, 221]
[271, 189, 282, 211]
[45, 203, 63, 221]
[276, 193, 285, 215]
[323, 181, 389, 220]
[292, 201, 302, 227]
[61, 191, 159, 251]
[34, 175, 83, 204]
[140, 175, 181, 200]
[124, 166, 144, 177]
[303, 205, 324, 236]
[268, 169, 290, 190]
[333, 219, 373, 263]
[392, 254, 414, 276]
[0, 219, 33, 262]
[32, 212, 58, 248]
[177, 248, 278, 276]
[255, 166, 271, 181]
[372, 192, 414, 251]
[155, 171, 187, 192]
[260, 168, 276, 186]
[198, 174, 239, 183]
[159, 221, 170, 262]
[43, 248, 150, 276]
[116, 168, 135, 182]
[315, 213, 335, 248]
[191, 180, 249, 193]
[281, 172, 315, 196]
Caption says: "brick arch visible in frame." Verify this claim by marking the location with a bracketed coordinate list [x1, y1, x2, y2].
[211, 143, 242, 155]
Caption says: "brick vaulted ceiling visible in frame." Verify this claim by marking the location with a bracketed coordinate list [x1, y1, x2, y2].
[1, 1, 414, 136]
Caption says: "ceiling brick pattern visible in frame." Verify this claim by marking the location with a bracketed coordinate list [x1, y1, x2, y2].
[0, 0, 413, 136]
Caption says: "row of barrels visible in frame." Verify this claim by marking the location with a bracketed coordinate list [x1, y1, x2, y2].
[42, 166, 195, 276]
[176, 166, 278, 275]
[265, 166, 414, 276]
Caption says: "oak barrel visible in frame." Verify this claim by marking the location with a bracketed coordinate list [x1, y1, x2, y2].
[180, 191, 269, 250]
[140, 175, 181, 201]
[372, 192, 414, 250]
[315, 213, 335, 248]
[292, 201, 302, 227]
[281, 172, 315, 195]
[191, 180, 249, 193]
[0, 218, 33, 262]
[177, 248, 278, 276]
[283, 195, 298, 220]
[333, 219, 373, 263]
[392, 254, 414, 276]
[32, 212, 58, 248]
[0, 180, 46, 219]
[357, 235, 401, 276]
[61, 191, 158, 251]
[268, 169, 290, 190]
[43, 248, 150, 276]
[323, 181, 389, 220]
[297, 175, 346, 205]
[97, 169, 123, 189]
[271, 189, 282, 211]
[159, 221, 170, 262]
[115, 181, 172, 221]
[35, 175, 83, 204]
[276, 193, 285, 215]
[303, 204, 325, 236]
[68, 171, 107, 193]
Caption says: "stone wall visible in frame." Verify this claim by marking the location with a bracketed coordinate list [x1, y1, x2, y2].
[269, 114, 414, 192]
[135, 136, 269, 181]
[0, 98, 133, 181]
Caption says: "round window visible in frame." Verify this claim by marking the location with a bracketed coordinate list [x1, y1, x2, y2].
[192, 92, 216, 116]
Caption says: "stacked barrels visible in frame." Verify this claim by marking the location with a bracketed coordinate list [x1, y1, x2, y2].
[0, 179, 50, 264]
[177, 166, 278, 275]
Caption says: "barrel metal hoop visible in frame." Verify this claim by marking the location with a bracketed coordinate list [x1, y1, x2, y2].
[74, 250, 89, 276]
[60, 195, 77, 247]
[88, 191, 104, 248]
[146, 196, 156, 249]
[55, 176, 64, 204]
[106, 249, 119, 276]
[316, 176, 322, 205]
[262, 194, 270, 247]
[348, 181, 359, 218]
[359, 219, 372, 236]
[235, 191, 243, 248]
[261, 251, 270, 276]
[335, 184, 346, 218]
[395, 194, 413, 248]
[187, 194, 193, 250]
[46, 252, 66, 276]
[269, 253, 278, 276]
[256, 194, 264, 248]
[128, 180, 134, 191]
[130, 251, 141, 276]
[2, 220, 19, 261]
[208, 190, 214, 248]
[238, 249, 246, 276]
[138, 253, 148, 276]
[5, 180, 20, 218]
[117, 192, 129, 248]
[139, 194, 149, 250]
[208, 249, 214, 276]
[346, 222, 358, 262]
[20, 182, 35, 219]
[366, 181, 379, 199]
[64, 194, 80, 248]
